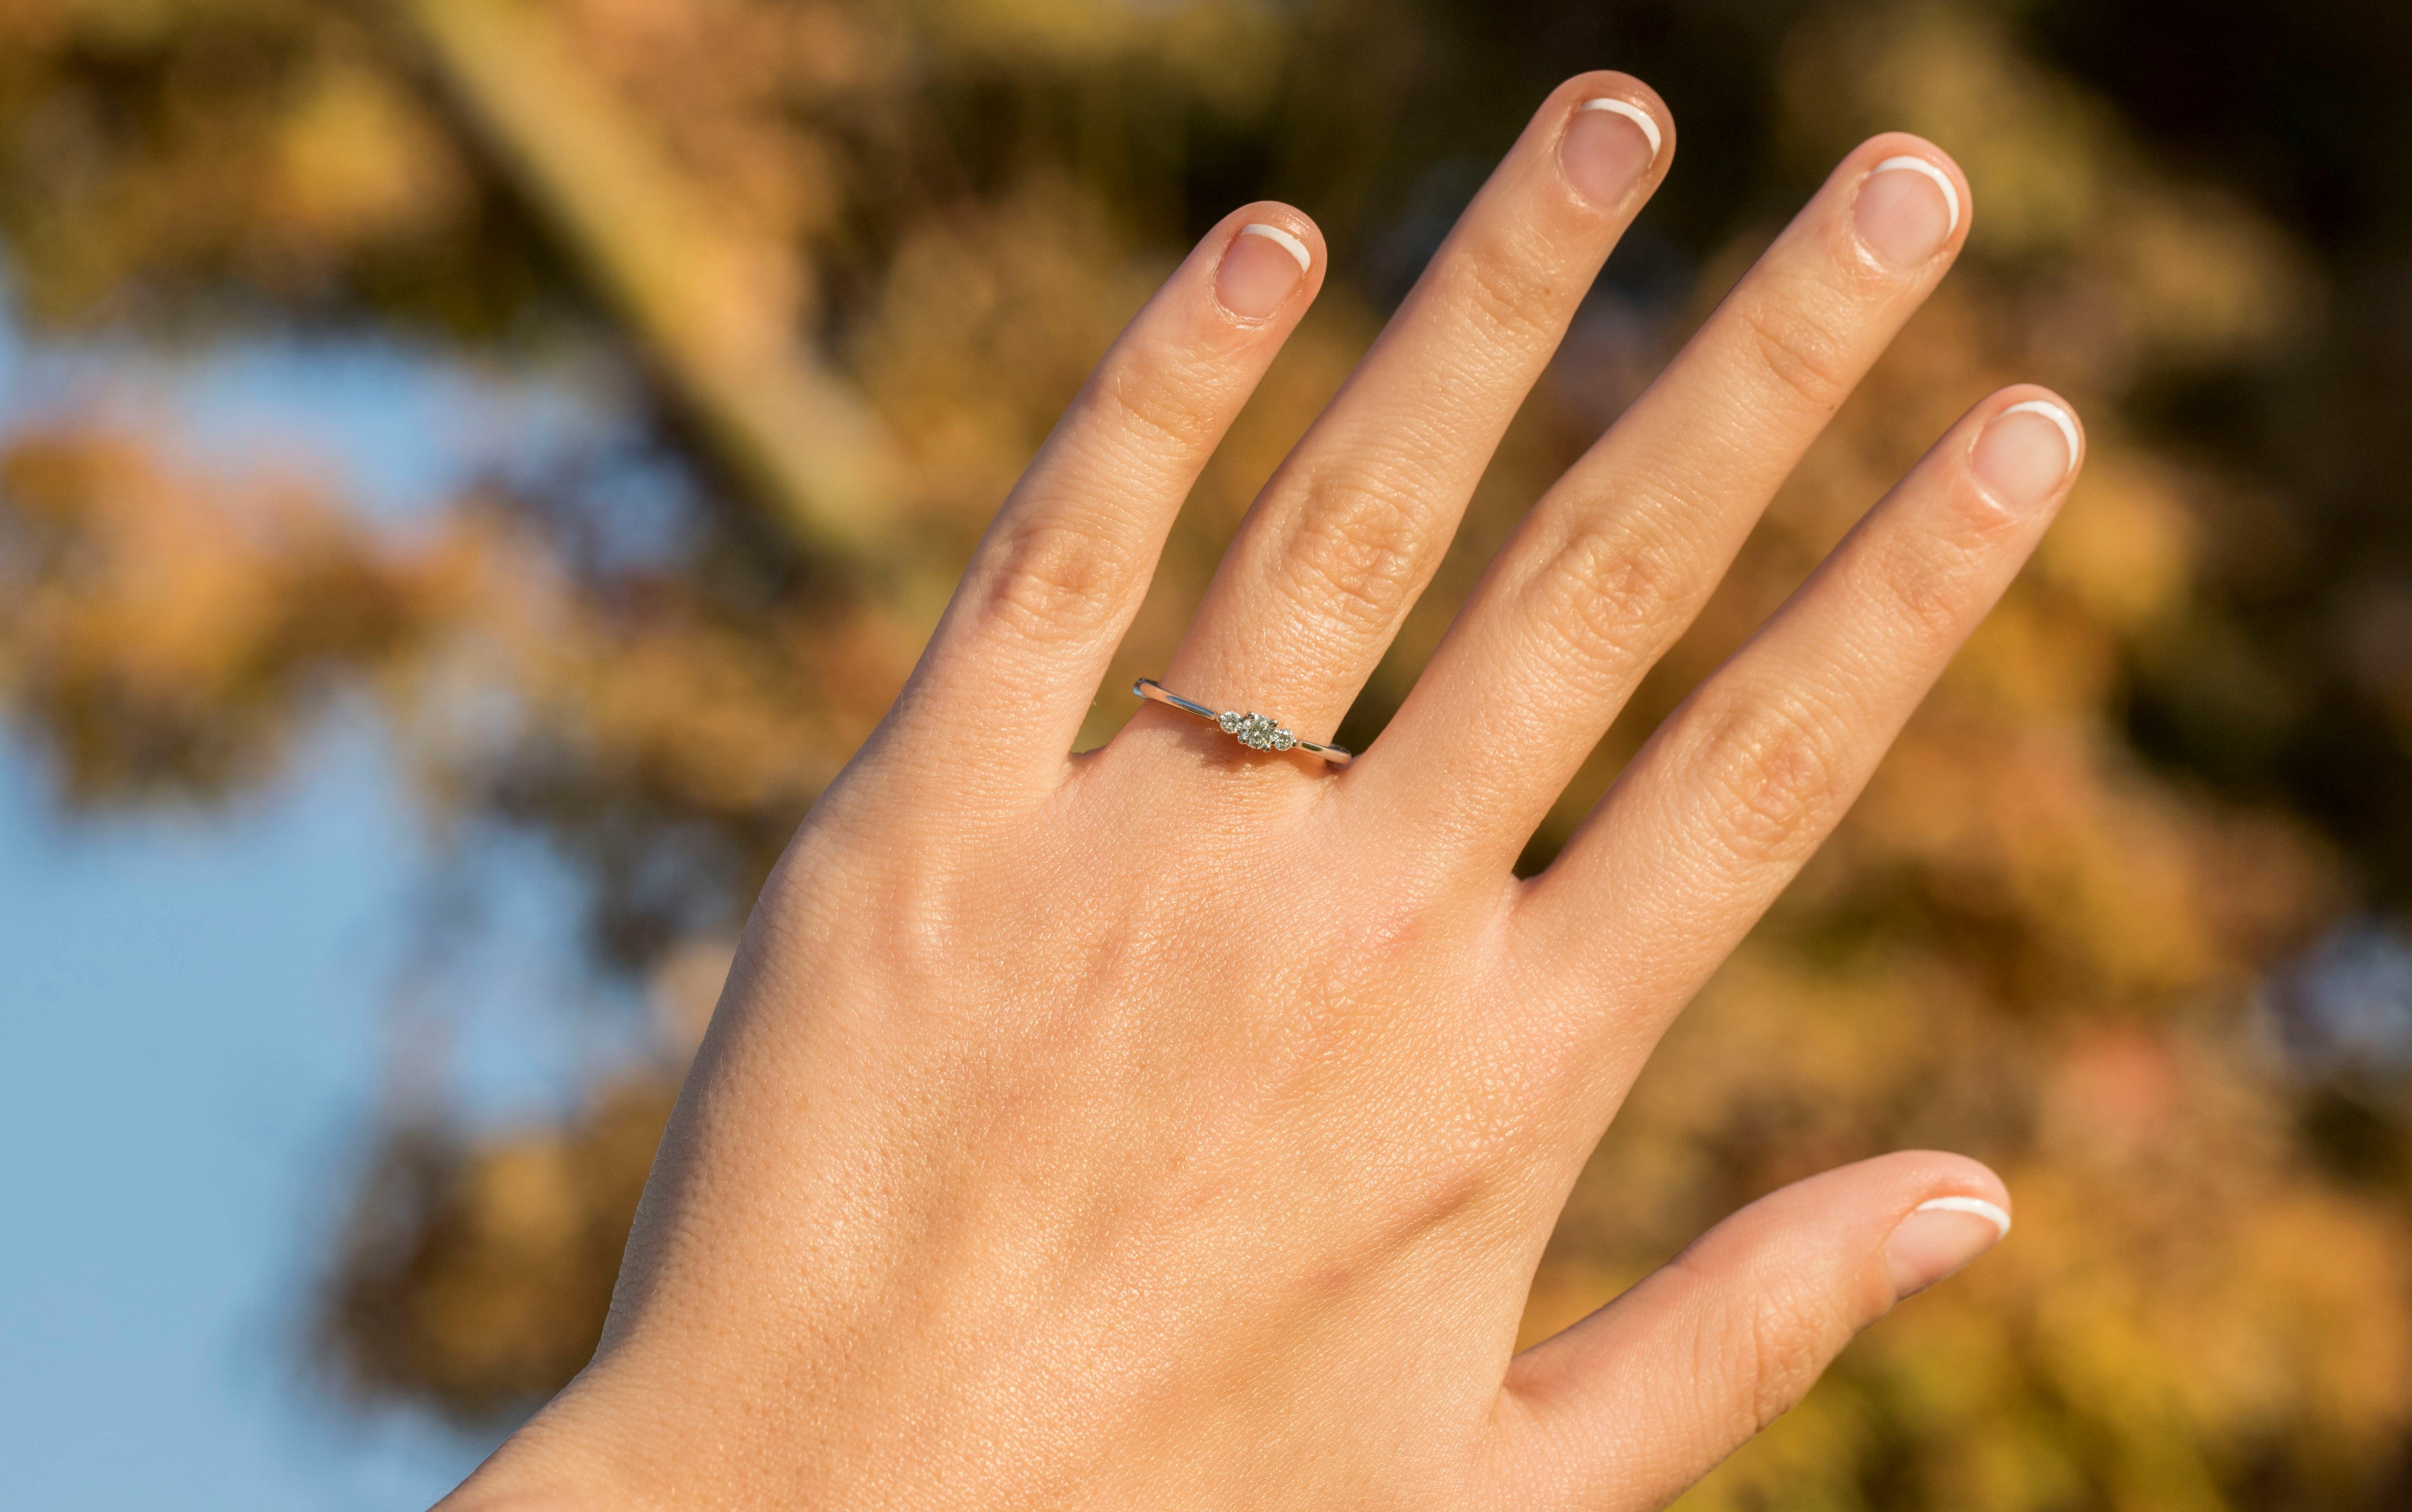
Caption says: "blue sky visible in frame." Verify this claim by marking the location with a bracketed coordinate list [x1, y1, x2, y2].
[0, 310, 640, 1508]
[0, 722, 493, 1508]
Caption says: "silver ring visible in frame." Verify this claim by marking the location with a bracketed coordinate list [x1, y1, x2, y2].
[1131, 679, 1353, 767]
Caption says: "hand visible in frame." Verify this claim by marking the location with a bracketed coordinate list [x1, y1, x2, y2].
[448, 71, 2073, 1512]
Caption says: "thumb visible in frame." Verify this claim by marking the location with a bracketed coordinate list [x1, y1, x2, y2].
[1493, 1151, 2010, 1511]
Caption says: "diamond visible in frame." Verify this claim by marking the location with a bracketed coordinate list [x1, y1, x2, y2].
[1271, 729, 1296, 751]
[1234, 712, 1279, 750]
[1218, 711, 1243, 734]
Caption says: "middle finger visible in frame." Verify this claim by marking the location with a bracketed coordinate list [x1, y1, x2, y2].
[1361, 137, 1970, 859]
[1137, 73, 1672, 762]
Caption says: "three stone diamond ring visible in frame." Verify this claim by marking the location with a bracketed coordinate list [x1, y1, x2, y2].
[1131, 678, 1355, 766]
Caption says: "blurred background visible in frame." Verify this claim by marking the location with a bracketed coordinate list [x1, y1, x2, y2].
[8, 0, 2412, 1507]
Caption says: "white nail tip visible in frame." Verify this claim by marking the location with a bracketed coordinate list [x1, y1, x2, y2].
[1577, 97, 1662, 159]
[1913, 1195, 2012, 1240]
[2000, 399, 2082, 472]
[1870, 154, 1962, 236]
[1238, 222, 1312, 274]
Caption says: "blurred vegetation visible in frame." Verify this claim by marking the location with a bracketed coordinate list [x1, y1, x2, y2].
[7, 0, 2412, 1506]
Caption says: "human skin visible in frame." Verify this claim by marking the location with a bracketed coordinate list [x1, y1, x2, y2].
[444, 71, 2076, 1512]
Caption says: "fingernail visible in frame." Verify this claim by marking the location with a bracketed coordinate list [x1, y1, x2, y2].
[1885, 1195, 2010, 1299]
[1217, 223, 1310, 318]
[1854, 155, 1960, 267]
[1971, 399, 2081, 509]
[1564, 98, 1660, 207]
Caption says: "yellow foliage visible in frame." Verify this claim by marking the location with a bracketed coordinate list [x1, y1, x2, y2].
[2, 3, 2408, 1505]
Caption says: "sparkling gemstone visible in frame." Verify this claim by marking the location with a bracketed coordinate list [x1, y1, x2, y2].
[1217, 711, 1243, 734]
[1271, 729, 1296, 751]
[1234, 712, 1279, 749]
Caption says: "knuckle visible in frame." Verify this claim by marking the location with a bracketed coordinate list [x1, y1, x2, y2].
[981, 512, 1130, 645]
[1275, 464, 1430, 636]
[1729, 1283, 1833, 1431]
[1097, 346, 1222, 455]
[1870, 527, 1984, 646]
[1450, 225, 1565, 350]
[1692, 688, 1852, 869]
[1735, 283, 1853, 415]
[1674, 1256, 1835, 1442]
[1521, 510, 1691, 694]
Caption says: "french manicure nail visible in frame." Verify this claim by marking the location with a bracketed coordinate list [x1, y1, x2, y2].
[1855, 155, 1960, 267]
[1217, 223, 1310, 319]
[1885, 1194, 2010, 1299]
[1565, 98, 1660, 207]
[1971, 398, 2081, 509]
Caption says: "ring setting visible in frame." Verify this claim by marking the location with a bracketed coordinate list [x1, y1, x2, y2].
[1131, 679, 1352, 766]
[1218, 710, 1296, 752]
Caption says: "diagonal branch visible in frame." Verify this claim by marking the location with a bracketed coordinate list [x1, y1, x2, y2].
[404, 0, 902, 558]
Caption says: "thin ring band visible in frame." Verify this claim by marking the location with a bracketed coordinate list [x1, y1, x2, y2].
[1131, 679, 1354, 766]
